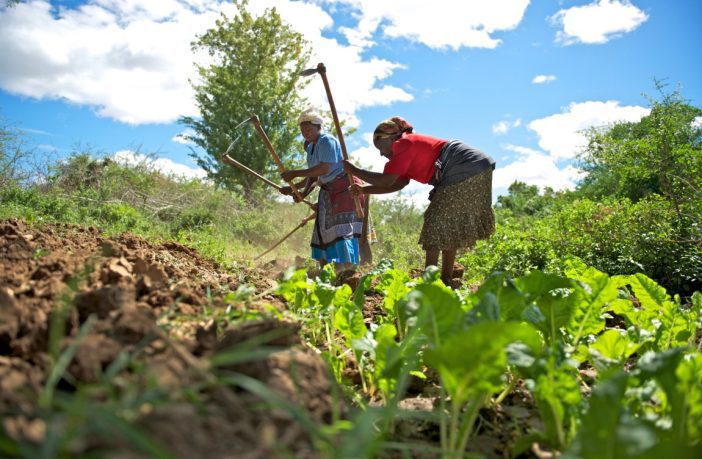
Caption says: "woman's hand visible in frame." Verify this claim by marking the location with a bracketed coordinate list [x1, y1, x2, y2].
[292, 189, 307, 202]
[348, 183, 365, 197]
[279, 186, 293, 196]
[281, 170, 298, 182]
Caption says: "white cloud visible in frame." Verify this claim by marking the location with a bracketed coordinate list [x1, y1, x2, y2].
[551, 0, 648, 45]
[0, 0, 411, 125]
[497, 98, 650, 193]
[492, 118, 521, 135]
[244, 0, 412, 120]
[350, 133, 385, 172]
[532, 74, 556, 84]
[0, 0, 212, 124]
[492, 121, 510, 135]
[693, 116, 702, 129]
[334, 0, 531, 50]
[495, 145, 584, 191]
[112, 150, 207, 180]
[527, 100, 648, 159]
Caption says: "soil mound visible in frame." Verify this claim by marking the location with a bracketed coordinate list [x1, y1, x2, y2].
[0, 219, 333, 458]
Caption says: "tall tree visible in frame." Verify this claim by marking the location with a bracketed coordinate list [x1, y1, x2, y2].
[180, 0, 311, 197]
[577, 84, 702, 217]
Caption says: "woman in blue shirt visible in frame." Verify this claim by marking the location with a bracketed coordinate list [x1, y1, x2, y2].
[280, 108, 367, 271]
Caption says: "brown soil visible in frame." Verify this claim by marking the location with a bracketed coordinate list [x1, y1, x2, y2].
[0, 219, 542, 459]
[0, 219, 334, 458]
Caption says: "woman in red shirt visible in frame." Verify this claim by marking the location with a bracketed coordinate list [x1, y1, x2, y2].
[343, 117, 495, 287]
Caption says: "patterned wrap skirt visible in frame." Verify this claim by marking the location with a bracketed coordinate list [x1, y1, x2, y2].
[311, 174, 367, 264]
[419, 168, 495, 251]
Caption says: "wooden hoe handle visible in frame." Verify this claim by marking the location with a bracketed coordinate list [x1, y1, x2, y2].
[254, 213, 316, 261]
[221, 153, 315, 210]
[315, 63, 364, 218]
[250, 114, 305, 203]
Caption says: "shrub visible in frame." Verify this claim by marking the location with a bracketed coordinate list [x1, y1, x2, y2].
[460, 196, 701, 296]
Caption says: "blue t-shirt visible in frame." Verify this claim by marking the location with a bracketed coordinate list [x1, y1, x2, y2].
[306, 133, 344, 184]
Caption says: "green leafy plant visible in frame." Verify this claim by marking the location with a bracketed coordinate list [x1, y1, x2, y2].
[424, 321, 542, 457]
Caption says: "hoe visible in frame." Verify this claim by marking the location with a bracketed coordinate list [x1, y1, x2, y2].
[300, 62, 364, 218]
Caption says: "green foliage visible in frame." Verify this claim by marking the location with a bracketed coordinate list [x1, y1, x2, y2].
[0, 149, 317, 265]
[563, 351, 702, 459]
[368, 196, 425, 271]
[460, 87, 701, 299]
[461, 195, 701, 296]
[553, 196, 701, 296]
[578, 85, 702, 211]
[0, 116, 35, 187]
[376, 268, 411, 319]
[277, 260, 702, 457]
[495, 181, 561, 218]
[180, 0, 311, 197]
[425, 321, 542, 455]
[564, 261, 621, 346]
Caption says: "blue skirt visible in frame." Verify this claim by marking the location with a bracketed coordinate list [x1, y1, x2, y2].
[311, 238, 360, 264]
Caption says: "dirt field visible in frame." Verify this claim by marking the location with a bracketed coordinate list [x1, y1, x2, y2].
[0, 219, 340, 458]
[1, 218, 543, 458]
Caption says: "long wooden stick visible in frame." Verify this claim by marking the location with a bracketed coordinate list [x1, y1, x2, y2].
[222, 153, 282, 190]
[250, 114, 305, 203]
[315, 63, 364, 218]
[221, 153, 315, 210]
[254, 213, 316, 261]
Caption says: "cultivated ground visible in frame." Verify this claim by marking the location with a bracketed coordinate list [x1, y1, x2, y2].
[0, 218, 341, 458]
[0, 219, 541, 458]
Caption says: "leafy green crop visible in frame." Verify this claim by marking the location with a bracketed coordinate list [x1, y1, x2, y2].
[276, 260, 701, 458]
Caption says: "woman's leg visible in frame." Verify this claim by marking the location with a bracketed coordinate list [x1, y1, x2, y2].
[441, 249, 457, 285]
[336, 261, 353, 273]
[425, 249, 440, 268]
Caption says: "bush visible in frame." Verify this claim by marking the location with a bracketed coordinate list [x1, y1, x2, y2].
[94, 202, 147, 231]
[0, 185, 78, 222]
[460, 196, 701, 297]
[553, 196, 701, 296]
[369, 196, 425, 271]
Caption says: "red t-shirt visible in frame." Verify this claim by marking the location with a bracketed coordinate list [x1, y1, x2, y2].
[382, 133, 447, 184]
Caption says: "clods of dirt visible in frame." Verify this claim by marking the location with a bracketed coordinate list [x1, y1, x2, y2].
[0, 219, 337, 458]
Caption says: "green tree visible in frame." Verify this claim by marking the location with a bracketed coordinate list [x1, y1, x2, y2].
[180, 0, 311, 198]
[0, 118, 32, 187]
[495, 181, 560, 217]
[577, 84, 702, 218]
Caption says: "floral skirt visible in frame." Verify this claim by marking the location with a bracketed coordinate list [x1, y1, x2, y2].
[419, 168, 495, 250]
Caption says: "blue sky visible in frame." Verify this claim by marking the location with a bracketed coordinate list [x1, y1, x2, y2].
[1, 0, 701, 204]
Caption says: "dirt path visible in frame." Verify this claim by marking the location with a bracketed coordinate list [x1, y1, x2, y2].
[0, 219, 334, 458]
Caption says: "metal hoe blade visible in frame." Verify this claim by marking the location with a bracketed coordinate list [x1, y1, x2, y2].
[223, 138, 237, 156]
[232, 115, 254, 131]
[300, 68, 318, 77]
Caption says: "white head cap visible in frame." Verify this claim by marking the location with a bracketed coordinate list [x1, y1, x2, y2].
[297, 107, 324, 126]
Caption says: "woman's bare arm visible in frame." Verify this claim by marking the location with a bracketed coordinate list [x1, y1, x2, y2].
[343, 161, 400, 188]
[281, 162, 332, 182]
[350, 177, 409, 196]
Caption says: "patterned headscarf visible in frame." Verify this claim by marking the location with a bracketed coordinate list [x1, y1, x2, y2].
[298, 107, 324, 126]
[373, 116, 414, 141]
